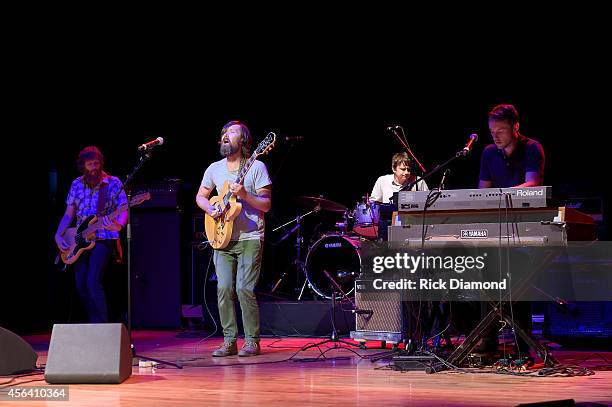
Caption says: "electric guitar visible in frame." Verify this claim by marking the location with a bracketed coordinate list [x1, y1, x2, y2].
[204, 132, 276, 249]
[59, 192, 151, 265]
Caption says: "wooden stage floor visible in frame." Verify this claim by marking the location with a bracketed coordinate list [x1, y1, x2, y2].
[3, 330, 611, 407]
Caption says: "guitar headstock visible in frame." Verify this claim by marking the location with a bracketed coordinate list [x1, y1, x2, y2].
[117, 192, 151, 211]
[254, 132, 276, 157]
[130, 192, 151, 206]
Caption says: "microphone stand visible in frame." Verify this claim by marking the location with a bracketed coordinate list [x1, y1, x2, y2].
[391, 126, 427, 175]
[300, 270, 364, 352]
[400, 144, 473, 193]
[122, 149, 182, 369]
[375, 143, 475, 363]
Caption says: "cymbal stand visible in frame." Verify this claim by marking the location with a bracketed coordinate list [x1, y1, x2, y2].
[271, 207, 319, 297]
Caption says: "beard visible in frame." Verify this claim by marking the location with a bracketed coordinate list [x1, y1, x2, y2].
[84, 170, 102, 187]
[220, 143, 238, 157]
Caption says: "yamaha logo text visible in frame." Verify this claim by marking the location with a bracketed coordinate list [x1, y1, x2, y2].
[461, 229, 488, 239]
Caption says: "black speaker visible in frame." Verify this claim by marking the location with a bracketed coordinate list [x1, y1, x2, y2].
[0, 327, 37, 375]
[546, 301, 612, 340]
[187, 241, 215, 307]
[131, 209, 182, 328]
[516, 399, 575, 407]
[44, 323, 132, 384]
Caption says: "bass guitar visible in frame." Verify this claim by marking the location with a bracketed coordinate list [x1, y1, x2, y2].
[59, 192, 151, 265]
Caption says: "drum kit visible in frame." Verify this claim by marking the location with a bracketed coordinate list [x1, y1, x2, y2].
[272, 194, 384, 300]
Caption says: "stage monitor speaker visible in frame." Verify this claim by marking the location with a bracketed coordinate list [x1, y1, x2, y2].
[131, 209, 182, 328]
[516, 399, 575, 407]
[0, 327, 37, 375]
[44, 323, 132, 384]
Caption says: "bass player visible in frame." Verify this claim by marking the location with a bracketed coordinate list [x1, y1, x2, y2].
[54, 146, 127, 323]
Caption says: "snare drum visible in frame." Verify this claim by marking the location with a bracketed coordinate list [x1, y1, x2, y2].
[352, 202, 380, 239]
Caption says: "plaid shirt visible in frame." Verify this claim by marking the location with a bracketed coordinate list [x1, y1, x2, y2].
[66, 174, 128, 240]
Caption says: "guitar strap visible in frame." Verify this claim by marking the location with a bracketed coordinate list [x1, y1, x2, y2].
[96, 179, 124, 263]
[237, 157, 246, 183]
[96, 181, 110, 216]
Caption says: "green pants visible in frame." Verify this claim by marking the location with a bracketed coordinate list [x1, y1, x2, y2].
[213, 239, 263, 342]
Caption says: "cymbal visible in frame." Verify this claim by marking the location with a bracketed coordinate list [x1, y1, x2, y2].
[294, 196, 347, 213]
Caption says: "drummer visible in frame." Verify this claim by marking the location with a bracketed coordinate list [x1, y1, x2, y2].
[370, 152, 429, 203]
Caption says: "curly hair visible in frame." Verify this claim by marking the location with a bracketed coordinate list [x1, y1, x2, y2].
[76, 146, 105, 174]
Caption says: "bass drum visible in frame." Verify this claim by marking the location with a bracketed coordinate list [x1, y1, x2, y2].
[305, 234, 361, 300]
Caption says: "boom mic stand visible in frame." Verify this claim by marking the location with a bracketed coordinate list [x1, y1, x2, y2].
[300, 270, 364, 352]
[390, 126, 427, 175]
[402, 138, 475, 193]
[390, 134, 478, 207]
[122, 148, 182, 369]
[377, 135, 478, 365]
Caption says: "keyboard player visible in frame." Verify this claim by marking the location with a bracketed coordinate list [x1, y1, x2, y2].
[472, 103, 546, 357]
[479, 103, 545, 189]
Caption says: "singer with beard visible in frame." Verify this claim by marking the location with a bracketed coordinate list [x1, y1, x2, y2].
[370, 152, 429, 203]
[196, 121, 272, 357]
[54, 146, 127, 323]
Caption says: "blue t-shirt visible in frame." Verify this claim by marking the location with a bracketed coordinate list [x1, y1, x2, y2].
[479, 136, 545, 188]
[201, 158, 272, 241]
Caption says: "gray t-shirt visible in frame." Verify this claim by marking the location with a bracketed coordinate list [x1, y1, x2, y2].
[201, 158, 272, 241]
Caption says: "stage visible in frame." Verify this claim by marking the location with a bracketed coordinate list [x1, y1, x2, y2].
[4, 330, 611, 407]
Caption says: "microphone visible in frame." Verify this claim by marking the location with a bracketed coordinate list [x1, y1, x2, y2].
[462, 133, 478, 155]
[284, 136, 304, 142]
[138, 137, 164, 151]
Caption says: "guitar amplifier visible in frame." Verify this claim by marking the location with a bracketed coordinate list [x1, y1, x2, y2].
[192, 213, 206, 242]
[133, 180, 183, 209]
[350, 279, 404, 344]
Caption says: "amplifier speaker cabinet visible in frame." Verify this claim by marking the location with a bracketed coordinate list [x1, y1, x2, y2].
[350, 279, 404, 344]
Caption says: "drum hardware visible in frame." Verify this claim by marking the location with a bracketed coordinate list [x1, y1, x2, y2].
[294, 195, 348, 213]
[333, 209, 353, 235]
[270, 207, 320, 296]
[271, 196, 352, 299]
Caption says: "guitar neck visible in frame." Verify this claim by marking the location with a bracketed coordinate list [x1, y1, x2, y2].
[236, 155, 257, 184]
[81, 206, 123, 236]
[219, 133, 275, 205]
[223, 155, 258, 204]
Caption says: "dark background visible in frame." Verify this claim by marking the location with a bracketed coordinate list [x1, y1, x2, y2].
[4, 38, 610, 334]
